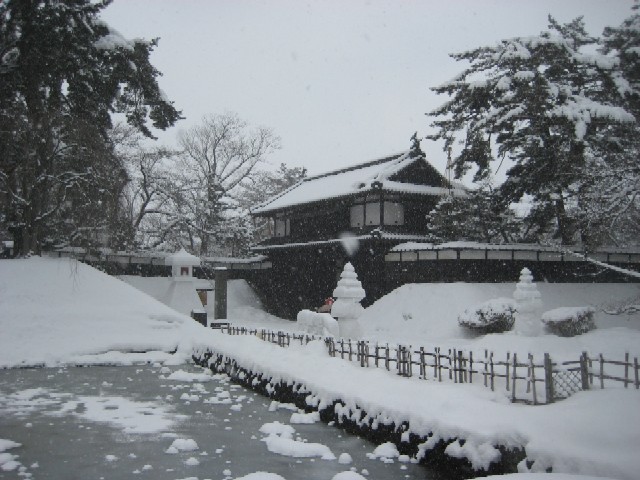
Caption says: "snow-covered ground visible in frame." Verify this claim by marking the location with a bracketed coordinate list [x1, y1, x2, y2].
[0, 257, 202, 368]
[1, 257, 639, 480]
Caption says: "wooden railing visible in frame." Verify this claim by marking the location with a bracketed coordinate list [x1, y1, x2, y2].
[218, 326, 639, 405]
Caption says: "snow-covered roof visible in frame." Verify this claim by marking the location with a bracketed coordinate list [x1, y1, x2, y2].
[165, 248, 200, 266]
[391, 242, 567, 252]
[391, 241, 640, 255]
[252, 151, 465, 215]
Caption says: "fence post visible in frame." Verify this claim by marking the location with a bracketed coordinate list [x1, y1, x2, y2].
[365, 342, 370, 367]
[420, 347, 426, 379]
[458, 351, 464, 383]
[544, 353, 554, 404]
[469, 351, 473, 384]
[402, 346, 407, 377]
[580, 351, 590, 391]
[483, 350, 488, 387]
[529, 354, 538, 405]
[635, 357, 639, 390]
[511, 353, 517, 403]
[385, 344, 390, 371]
[599, 353, 604, 389]
[490, 352, 495, 391]
[506, 352, 511, 392]
[625, 352, 630, 388]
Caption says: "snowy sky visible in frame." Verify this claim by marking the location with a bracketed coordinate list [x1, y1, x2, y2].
[101, 0, 634, 179]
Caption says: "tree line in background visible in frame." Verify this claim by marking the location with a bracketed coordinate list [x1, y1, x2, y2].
[0, 0, 305, 257]
[427, 10, 640, 249]
[1, 1, 638, 258]
[117, 114, 305, 257]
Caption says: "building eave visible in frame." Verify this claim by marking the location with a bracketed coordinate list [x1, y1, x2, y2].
[250, 231, 432, 252]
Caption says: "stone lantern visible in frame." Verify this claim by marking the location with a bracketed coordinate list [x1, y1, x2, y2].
[166, 247, 200, 280]
[165, 248, 206, 325]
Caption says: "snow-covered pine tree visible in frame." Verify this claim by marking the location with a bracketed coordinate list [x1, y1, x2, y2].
[428, 16, 636, 246]
[426, 194, 470, 243]
[0, 0, 181, 255]
[575, 7, 640, 248]
[603, 5, 640, 119]
[427, 182, 520, 244]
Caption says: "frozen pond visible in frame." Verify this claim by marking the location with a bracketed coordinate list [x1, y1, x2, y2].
[0, 364, 444, 479]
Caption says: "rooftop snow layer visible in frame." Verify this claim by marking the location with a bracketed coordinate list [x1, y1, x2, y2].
[252, 152, 464, 214]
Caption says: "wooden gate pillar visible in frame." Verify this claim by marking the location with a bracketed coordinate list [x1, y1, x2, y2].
[214, 267, 228, 320]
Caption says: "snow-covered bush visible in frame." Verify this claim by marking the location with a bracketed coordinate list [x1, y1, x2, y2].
[541, 306, 596, 337]
[296, 310, 339, 337]
[458, 298, 517, 334]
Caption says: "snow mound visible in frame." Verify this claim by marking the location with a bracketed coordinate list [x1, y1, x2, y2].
[358, 282, 640, 348]
[297, 310, 339, 337]
[332, 472, 368, 480]
[371, 442, 399, 459]
[167, 438, 199, 452]
[165, 369, 212, 382]
[262, 435, 336, 460]
[0, 257, 203, 368]
[234, 473, 287, 480]
[259, 421, 295, 439]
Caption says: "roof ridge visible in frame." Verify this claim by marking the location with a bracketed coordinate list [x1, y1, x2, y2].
[304, 151, 407, 182]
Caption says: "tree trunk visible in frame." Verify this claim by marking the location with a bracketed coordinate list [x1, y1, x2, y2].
[554, 193, 574, 245]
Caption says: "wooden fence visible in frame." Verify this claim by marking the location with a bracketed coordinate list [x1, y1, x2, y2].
[220, 326, 640, 405]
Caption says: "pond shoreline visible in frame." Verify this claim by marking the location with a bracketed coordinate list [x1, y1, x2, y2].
[194, 349, 528, 480]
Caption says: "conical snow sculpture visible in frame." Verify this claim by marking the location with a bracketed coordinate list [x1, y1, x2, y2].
[331, 262, 366, 339]
[513, 267, 543, 336]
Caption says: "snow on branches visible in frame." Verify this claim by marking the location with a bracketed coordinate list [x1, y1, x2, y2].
[428, 13, 640, 247]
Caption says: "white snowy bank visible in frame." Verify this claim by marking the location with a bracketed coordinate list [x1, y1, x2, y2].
[1, 257, 638, 479]
[0, 257, 202, 368]
[185, 331, 640, 480]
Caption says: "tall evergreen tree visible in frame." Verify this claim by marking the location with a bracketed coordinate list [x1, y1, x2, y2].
[602, 4, 640, 119]
[427, 182, 520, 244]
[576, 6, 640, 248]
[0, 0, 180, 255]
[428, 16, 635, 246]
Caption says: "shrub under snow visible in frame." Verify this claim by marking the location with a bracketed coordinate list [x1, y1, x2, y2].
[458, 298, 517, 334]
[541, 306, 596, 337]
[296, 310, 339, 337]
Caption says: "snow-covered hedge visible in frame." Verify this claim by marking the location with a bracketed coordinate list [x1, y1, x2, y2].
[458, 298, 517, 334]
[541, 306, 596, 337]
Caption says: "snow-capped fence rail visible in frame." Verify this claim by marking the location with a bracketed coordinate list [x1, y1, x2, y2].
[219, 326, 639, 405]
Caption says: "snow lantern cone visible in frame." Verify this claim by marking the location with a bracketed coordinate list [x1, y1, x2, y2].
[331, 262, 366, 339]
[513, 267, 543, 336]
